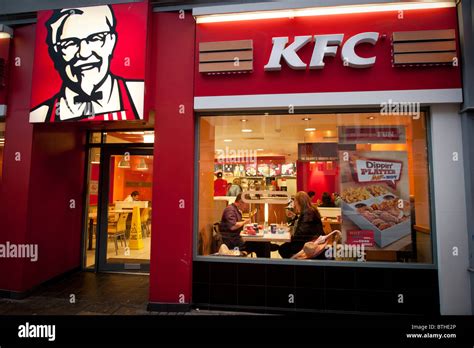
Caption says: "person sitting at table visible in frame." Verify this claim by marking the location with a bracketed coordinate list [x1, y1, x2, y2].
[278, 191, 325, 259]
[219, 193, 265, 257]
[320, 192, 336, 207]
[124, 191, 140, 202]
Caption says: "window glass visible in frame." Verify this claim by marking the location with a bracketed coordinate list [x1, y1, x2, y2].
[105, 131, 154, 143]
[197, 112, 432, 263]
[84, 147, 101, 269]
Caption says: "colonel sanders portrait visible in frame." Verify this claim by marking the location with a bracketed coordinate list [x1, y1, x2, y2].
[29, 5, 144, 122]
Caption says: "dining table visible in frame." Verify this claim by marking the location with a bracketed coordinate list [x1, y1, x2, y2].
[240, 226, 291, 258]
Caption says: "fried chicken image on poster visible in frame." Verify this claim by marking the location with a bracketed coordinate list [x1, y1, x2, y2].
[29, 3, 147, 123]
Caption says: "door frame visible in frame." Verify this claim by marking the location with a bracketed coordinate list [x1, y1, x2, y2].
[96, 146, 154, 272]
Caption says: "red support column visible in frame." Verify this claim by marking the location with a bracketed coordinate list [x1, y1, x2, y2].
[0, 26, 35, 294]
[148, 12, 195, 309]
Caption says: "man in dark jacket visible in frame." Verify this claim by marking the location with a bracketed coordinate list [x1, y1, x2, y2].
[219, 193, 251, 249]
[219, 193, 266, 257]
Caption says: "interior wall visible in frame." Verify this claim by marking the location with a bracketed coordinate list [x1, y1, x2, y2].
[199, 118, 215, 255]
[297, 161, 338, 200]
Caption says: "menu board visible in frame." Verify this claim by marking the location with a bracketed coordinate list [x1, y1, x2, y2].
[245, 163, 257, 176]
[338, 126, 406, 144]
[339, 151, 411, 248]
[281, 163, 296, 175]
[298, 143, 338, 161]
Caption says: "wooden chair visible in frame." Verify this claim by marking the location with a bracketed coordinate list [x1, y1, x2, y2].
[108, 213, 129, 255]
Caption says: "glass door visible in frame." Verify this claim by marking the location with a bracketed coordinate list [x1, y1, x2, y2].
[97, 147, 153, 272]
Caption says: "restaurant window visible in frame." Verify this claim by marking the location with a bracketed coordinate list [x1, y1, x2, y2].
[0, 121, 5, 182]
[197, 111, 432, 264]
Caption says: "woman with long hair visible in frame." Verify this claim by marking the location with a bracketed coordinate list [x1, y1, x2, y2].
[278, 191, 325, 258]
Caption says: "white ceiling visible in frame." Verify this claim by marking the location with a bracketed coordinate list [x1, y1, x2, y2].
[203, 112, 417, 161]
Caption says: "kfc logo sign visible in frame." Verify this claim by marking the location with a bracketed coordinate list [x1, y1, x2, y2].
[30, 2, 148, 123]
[264, 32, 379, 71]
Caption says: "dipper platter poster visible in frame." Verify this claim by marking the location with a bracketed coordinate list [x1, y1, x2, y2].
[339, 151, 411, 248]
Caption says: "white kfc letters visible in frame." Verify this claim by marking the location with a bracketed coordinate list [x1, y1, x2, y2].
[264, 32, 379, 71]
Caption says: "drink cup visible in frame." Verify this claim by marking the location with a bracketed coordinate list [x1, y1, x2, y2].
[270, 223, 277, 234]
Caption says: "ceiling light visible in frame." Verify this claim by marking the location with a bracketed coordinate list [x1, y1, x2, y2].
[305, 128, 316, 132]
[240, 119, 248, 122]
[242, 129, 253, 133]
[136, 158, 149, 171]
[256, 148, 264, 151]
[143, 133, 155, 143]
[195, 2, 454, 23]
[224, 139, 232, 142]
[302, 118, 311, 121]
[118, 157, 130, 169]
[0, 24, 13, 39]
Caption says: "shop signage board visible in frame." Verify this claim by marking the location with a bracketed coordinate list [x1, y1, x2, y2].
[195, 7, 461, 103]
[29, 1, 148, 123]
[298, 143, 338, 161]
[339, 126, 406, 144]
[339, 151, 411, 248]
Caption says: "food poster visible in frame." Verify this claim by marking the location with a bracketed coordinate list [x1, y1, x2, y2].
[339, 151, 411, 248]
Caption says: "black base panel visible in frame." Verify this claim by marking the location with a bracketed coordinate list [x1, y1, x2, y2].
[193, 261, 440, 315]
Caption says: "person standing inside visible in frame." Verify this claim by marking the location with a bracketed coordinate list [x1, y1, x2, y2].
[226, 178, 243, 197]
[279, 191, 325, 259]
[214, 172, 228, 196]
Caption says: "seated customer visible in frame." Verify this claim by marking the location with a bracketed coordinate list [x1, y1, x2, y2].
[124, 191, 140, 202]
[279, 191, 325, 259]
[219, 193, 265, 257]
[320, 192, 336, 207]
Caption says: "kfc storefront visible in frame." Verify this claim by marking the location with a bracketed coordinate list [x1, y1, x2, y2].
[0, 0, 471, 315]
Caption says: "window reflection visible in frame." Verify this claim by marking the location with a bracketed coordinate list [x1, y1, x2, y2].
[197, 112, 432, 264]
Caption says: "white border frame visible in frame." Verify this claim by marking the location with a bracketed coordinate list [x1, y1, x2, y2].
[194, 89, 463, 111]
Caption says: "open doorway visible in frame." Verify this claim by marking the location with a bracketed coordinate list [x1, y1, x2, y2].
[84, 131, 154, 272]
